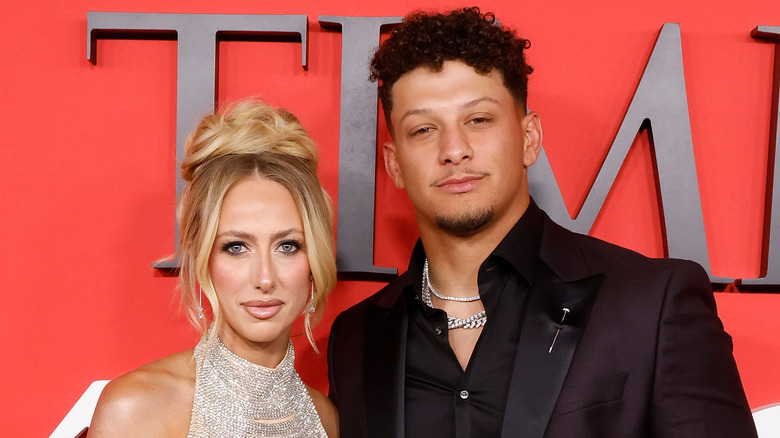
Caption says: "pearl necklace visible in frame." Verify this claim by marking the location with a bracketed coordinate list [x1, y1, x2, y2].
[421, 258, 487, 330]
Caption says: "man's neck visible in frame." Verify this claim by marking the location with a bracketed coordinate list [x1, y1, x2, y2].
[418, 201, 528, 298]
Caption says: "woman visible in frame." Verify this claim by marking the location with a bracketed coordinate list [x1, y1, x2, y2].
[89, 100, 338, 437]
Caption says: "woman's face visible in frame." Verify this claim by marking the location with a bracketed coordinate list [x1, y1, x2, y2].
[208, 175, 311, 365]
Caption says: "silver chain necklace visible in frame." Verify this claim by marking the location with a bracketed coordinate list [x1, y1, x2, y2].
[423, 259, 481, 302]
[422, 258, 487, 330]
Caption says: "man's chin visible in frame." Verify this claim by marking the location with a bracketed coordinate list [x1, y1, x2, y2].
[435, 208, 495, 237]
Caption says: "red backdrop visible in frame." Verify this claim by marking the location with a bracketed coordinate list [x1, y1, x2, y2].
[2, 0, 780, 435]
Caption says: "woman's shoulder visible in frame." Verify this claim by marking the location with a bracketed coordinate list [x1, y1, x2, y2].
[88, 349, 196, 437]
[306, 386, 339, 438]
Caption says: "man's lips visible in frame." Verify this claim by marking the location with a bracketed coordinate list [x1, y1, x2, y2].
[434, 174, 486, 193]
[243, 299, 284, 320]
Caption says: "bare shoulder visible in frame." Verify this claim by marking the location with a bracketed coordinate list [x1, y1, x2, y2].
[307, 386, 339, 438]
[88, 349, 196, 437]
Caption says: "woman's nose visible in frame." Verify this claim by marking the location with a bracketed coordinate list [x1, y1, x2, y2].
[253, 255, 275, 292]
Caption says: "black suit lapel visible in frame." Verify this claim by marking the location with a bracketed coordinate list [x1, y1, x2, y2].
[501, 262, 602, 438]
[364, 295, 408, 438]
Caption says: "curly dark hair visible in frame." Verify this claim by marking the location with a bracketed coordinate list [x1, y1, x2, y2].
[369, 7, 533, 132]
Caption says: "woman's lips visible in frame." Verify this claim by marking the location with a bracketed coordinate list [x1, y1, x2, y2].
[243, 299, 284, 320]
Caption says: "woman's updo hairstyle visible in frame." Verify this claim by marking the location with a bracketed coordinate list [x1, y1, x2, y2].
[176, 99, 336, 350]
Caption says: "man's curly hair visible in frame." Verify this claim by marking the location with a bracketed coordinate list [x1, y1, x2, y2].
[369, 7, 533, 132]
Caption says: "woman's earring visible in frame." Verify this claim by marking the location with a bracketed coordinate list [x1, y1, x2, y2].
[198, 287, 204, 320]
[308, 281, 316, 313]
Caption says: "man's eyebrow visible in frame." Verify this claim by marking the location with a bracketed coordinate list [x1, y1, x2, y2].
[463, 97, 500, 108]
[400, 97, 501, 122]
[400, 107, 431, 123]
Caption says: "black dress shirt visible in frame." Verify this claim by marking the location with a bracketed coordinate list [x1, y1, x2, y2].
[403, 205, 545, 437]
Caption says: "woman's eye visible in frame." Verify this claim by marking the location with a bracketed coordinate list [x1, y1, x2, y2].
[221, 242, 246, 254]
[278, 240, 302, 255]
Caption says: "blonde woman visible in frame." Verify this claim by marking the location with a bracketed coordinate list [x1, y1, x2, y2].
[89, 100, 338, 437]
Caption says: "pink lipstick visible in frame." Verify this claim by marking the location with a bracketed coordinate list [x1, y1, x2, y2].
[243, 299, 284, 320]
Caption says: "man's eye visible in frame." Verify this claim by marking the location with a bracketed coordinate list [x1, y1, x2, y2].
[410, 126, 433, 136]
[469, 117, 490, 124]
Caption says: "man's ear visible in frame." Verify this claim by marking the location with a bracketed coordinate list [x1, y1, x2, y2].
[383, 141, 406, 189]
[522, 111, 543, 167]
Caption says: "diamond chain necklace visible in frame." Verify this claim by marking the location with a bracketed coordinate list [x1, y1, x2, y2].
[422, 258, 487, 330]
[423, 259, 481, 302]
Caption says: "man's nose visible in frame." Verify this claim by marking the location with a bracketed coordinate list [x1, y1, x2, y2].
[438, 126, 473, 165]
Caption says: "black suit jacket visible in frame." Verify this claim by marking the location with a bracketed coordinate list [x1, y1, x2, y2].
[328, 207, 756, 437]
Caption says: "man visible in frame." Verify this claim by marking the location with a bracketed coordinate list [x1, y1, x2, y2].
[328, 7, 756, 437]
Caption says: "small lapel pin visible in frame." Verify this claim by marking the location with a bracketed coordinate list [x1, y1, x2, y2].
[548, 307, 571, 353]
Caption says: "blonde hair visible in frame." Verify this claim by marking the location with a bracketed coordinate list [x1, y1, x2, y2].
[176, 99, 336, 350]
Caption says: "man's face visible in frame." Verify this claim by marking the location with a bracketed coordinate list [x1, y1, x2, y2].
[384, 60, 541, 236]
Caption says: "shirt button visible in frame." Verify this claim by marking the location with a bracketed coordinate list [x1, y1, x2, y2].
[434, 327, 443, 336]
[459, 390, 469, 400]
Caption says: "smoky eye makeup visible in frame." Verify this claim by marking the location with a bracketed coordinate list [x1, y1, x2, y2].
[277, 239, 303, 255]
[220, 240, 248, 255]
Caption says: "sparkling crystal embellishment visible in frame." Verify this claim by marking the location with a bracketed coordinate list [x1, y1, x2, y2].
[188, 326, 327, 437]
[421, 259, 487, 330]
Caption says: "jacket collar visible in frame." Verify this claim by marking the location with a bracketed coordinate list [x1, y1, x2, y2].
[501, 206, 604, 437]
[396, 198, 548, 307]
[362, 281, 408, 438]
[362, 199, 604, 438]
